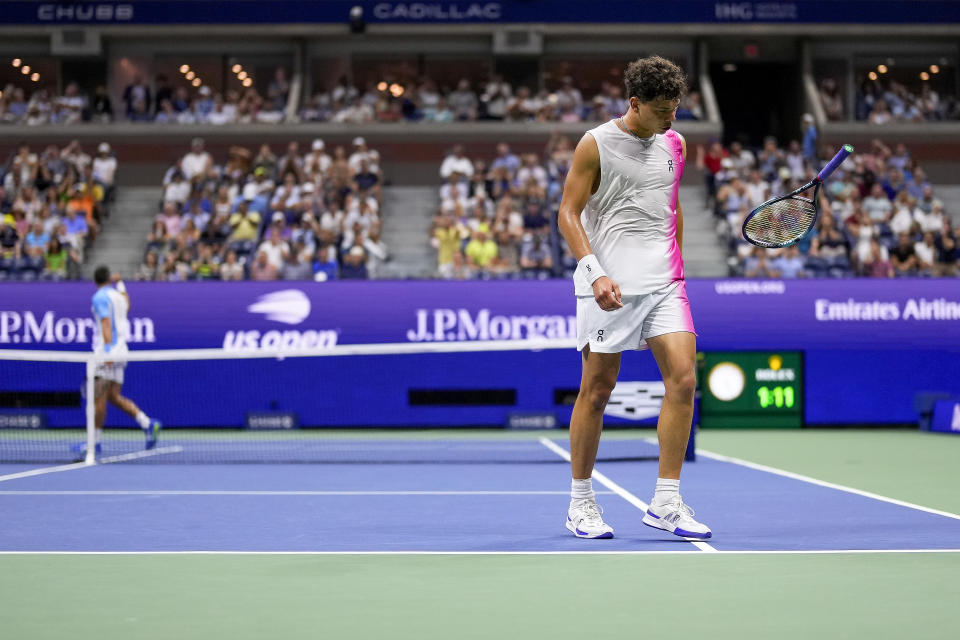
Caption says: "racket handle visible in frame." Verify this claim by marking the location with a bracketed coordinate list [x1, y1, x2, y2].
[817, 144, 854, 182]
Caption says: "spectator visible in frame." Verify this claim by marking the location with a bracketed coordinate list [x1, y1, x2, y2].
[935, 220, 958, 276]
[257, 222, 290, 269]
[744, 248, 781, 278]
[914, 231, 937, 276]
[267, 67, 290, 112]
[220, 249, 245, 281]
[519, 233, 554, 271]
[363, 223, 389, 278]
[447, 78, 479, 121]
[181, 138, 213, 181]
[163, 171, 190, 207]
[122, 75, 151, 119]
[136, 251, 161, 281]
[440, 144, 474, 182]
[313, 242, 339, 281]
[92, 142, 117, 201]
[340, 244, 369, 279]
[432, 214, 461, 279]
[191, 244, 220, 280]
[43, 236, 72, 279]
[61, 206, 89, 255]
[862, 238, 893, 277]
[862, 183, 892, 223]
[890, 232, 918, 276]
[227, 201, 261, 243]
[480, 73, 512, 120]
[819, 79, 844, 121]
[280, 244, 313, 280]
[772, 245, 806, 278]
[465, 229, 497, 274]
[249, 250, 278, 280]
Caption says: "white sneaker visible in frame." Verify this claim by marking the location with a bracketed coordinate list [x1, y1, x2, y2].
[642, 496, 712, 539]
[566, 499, 614, 539]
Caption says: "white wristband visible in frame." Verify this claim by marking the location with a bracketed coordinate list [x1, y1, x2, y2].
[114, 280, 126, 294]
[577, 254, 607, 285]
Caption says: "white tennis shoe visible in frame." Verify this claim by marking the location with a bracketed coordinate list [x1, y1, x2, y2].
[566, 499, 614, 539]
[642, 496, 712, 539]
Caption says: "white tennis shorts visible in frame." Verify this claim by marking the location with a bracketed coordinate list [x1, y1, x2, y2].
[576, 280, 696, 353]
[94, 361, 126, 385]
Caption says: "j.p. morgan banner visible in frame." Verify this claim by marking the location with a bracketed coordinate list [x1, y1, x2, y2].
[0, 279, 957, 352]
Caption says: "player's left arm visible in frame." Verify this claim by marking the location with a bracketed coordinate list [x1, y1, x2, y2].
[676, 133, 686, 255]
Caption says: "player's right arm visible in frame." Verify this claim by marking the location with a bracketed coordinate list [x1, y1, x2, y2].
[557, 133, 622, 311]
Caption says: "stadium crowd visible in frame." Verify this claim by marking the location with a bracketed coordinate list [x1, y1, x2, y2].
[819, 76, 960, 122]
[429, 132, 583, 279]
[0, 140, 115, 280]
[137, 136, 387, 281]
[0, 66, 701, 126]
[703, 132, 958, 278]
[0, 67, 290, 126]
[301, 74, 703, 124]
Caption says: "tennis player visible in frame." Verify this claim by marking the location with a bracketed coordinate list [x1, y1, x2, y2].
[74, 265, 160, 456]
[557, 56, 711, 539]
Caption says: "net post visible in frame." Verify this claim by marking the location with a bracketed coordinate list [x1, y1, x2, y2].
[84, 357, 97, 466]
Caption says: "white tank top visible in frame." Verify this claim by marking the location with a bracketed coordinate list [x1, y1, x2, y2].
[573, 120, 685, 296]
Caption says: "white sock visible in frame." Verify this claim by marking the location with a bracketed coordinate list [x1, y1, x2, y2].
[135, 411, 151, 429]
[571, 478, 595, 502]
[95, 428, 102, 443]
[653, 478, 680, 504]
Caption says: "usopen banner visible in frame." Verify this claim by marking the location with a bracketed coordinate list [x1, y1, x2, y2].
[0, 279, 957, 352]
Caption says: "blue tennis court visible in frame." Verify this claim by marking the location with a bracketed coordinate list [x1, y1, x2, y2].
[3, 435, 958, 554]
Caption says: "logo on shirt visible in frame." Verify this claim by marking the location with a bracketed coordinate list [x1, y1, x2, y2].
[596, 329, 605, 342]
[247, 290, 311, 325]
[667, 159, 674, 172]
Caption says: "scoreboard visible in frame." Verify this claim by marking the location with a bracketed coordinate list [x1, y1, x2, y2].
[699, 351, 804, 428]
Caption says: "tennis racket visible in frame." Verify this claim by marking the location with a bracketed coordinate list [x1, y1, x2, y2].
[742, 144, 854, 248]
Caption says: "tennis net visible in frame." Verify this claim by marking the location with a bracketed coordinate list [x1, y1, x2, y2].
[0, 340, 686, 465]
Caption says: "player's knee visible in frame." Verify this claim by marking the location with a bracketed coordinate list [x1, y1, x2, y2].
[667, 371, 697, 400]
[584, 381, 615, 412]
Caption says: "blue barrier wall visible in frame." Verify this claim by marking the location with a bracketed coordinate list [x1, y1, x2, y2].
[1, 279, 958, 427]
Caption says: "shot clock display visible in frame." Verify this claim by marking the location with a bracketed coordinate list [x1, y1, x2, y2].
[699, 351, 803, 428]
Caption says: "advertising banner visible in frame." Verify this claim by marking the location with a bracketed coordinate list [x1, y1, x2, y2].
[0, 279, 957, 426]
[3, 1, 959, 25]
[1, 280, 957, 352]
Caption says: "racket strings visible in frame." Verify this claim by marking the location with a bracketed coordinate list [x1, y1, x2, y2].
[743, 197, 817, 247]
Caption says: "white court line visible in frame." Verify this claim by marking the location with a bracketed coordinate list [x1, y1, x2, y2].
[0, 462, 90, 483]
[538, 438, 717, 552]
[99, 446, 184, 464]
[0, 490, 613, 496]
[684, 444, 960, 522]
[1, 549, 958, 556]
[0, 446, 183, 482]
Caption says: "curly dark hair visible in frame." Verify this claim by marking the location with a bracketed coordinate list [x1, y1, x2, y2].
[623, 55, 687, 103]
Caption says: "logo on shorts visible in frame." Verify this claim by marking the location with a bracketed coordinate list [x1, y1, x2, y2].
[667, 159, 674, 172]
[596, 329, 605, 342]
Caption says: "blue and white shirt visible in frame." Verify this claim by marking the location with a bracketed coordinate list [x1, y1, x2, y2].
[91, 286, 129, 354]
